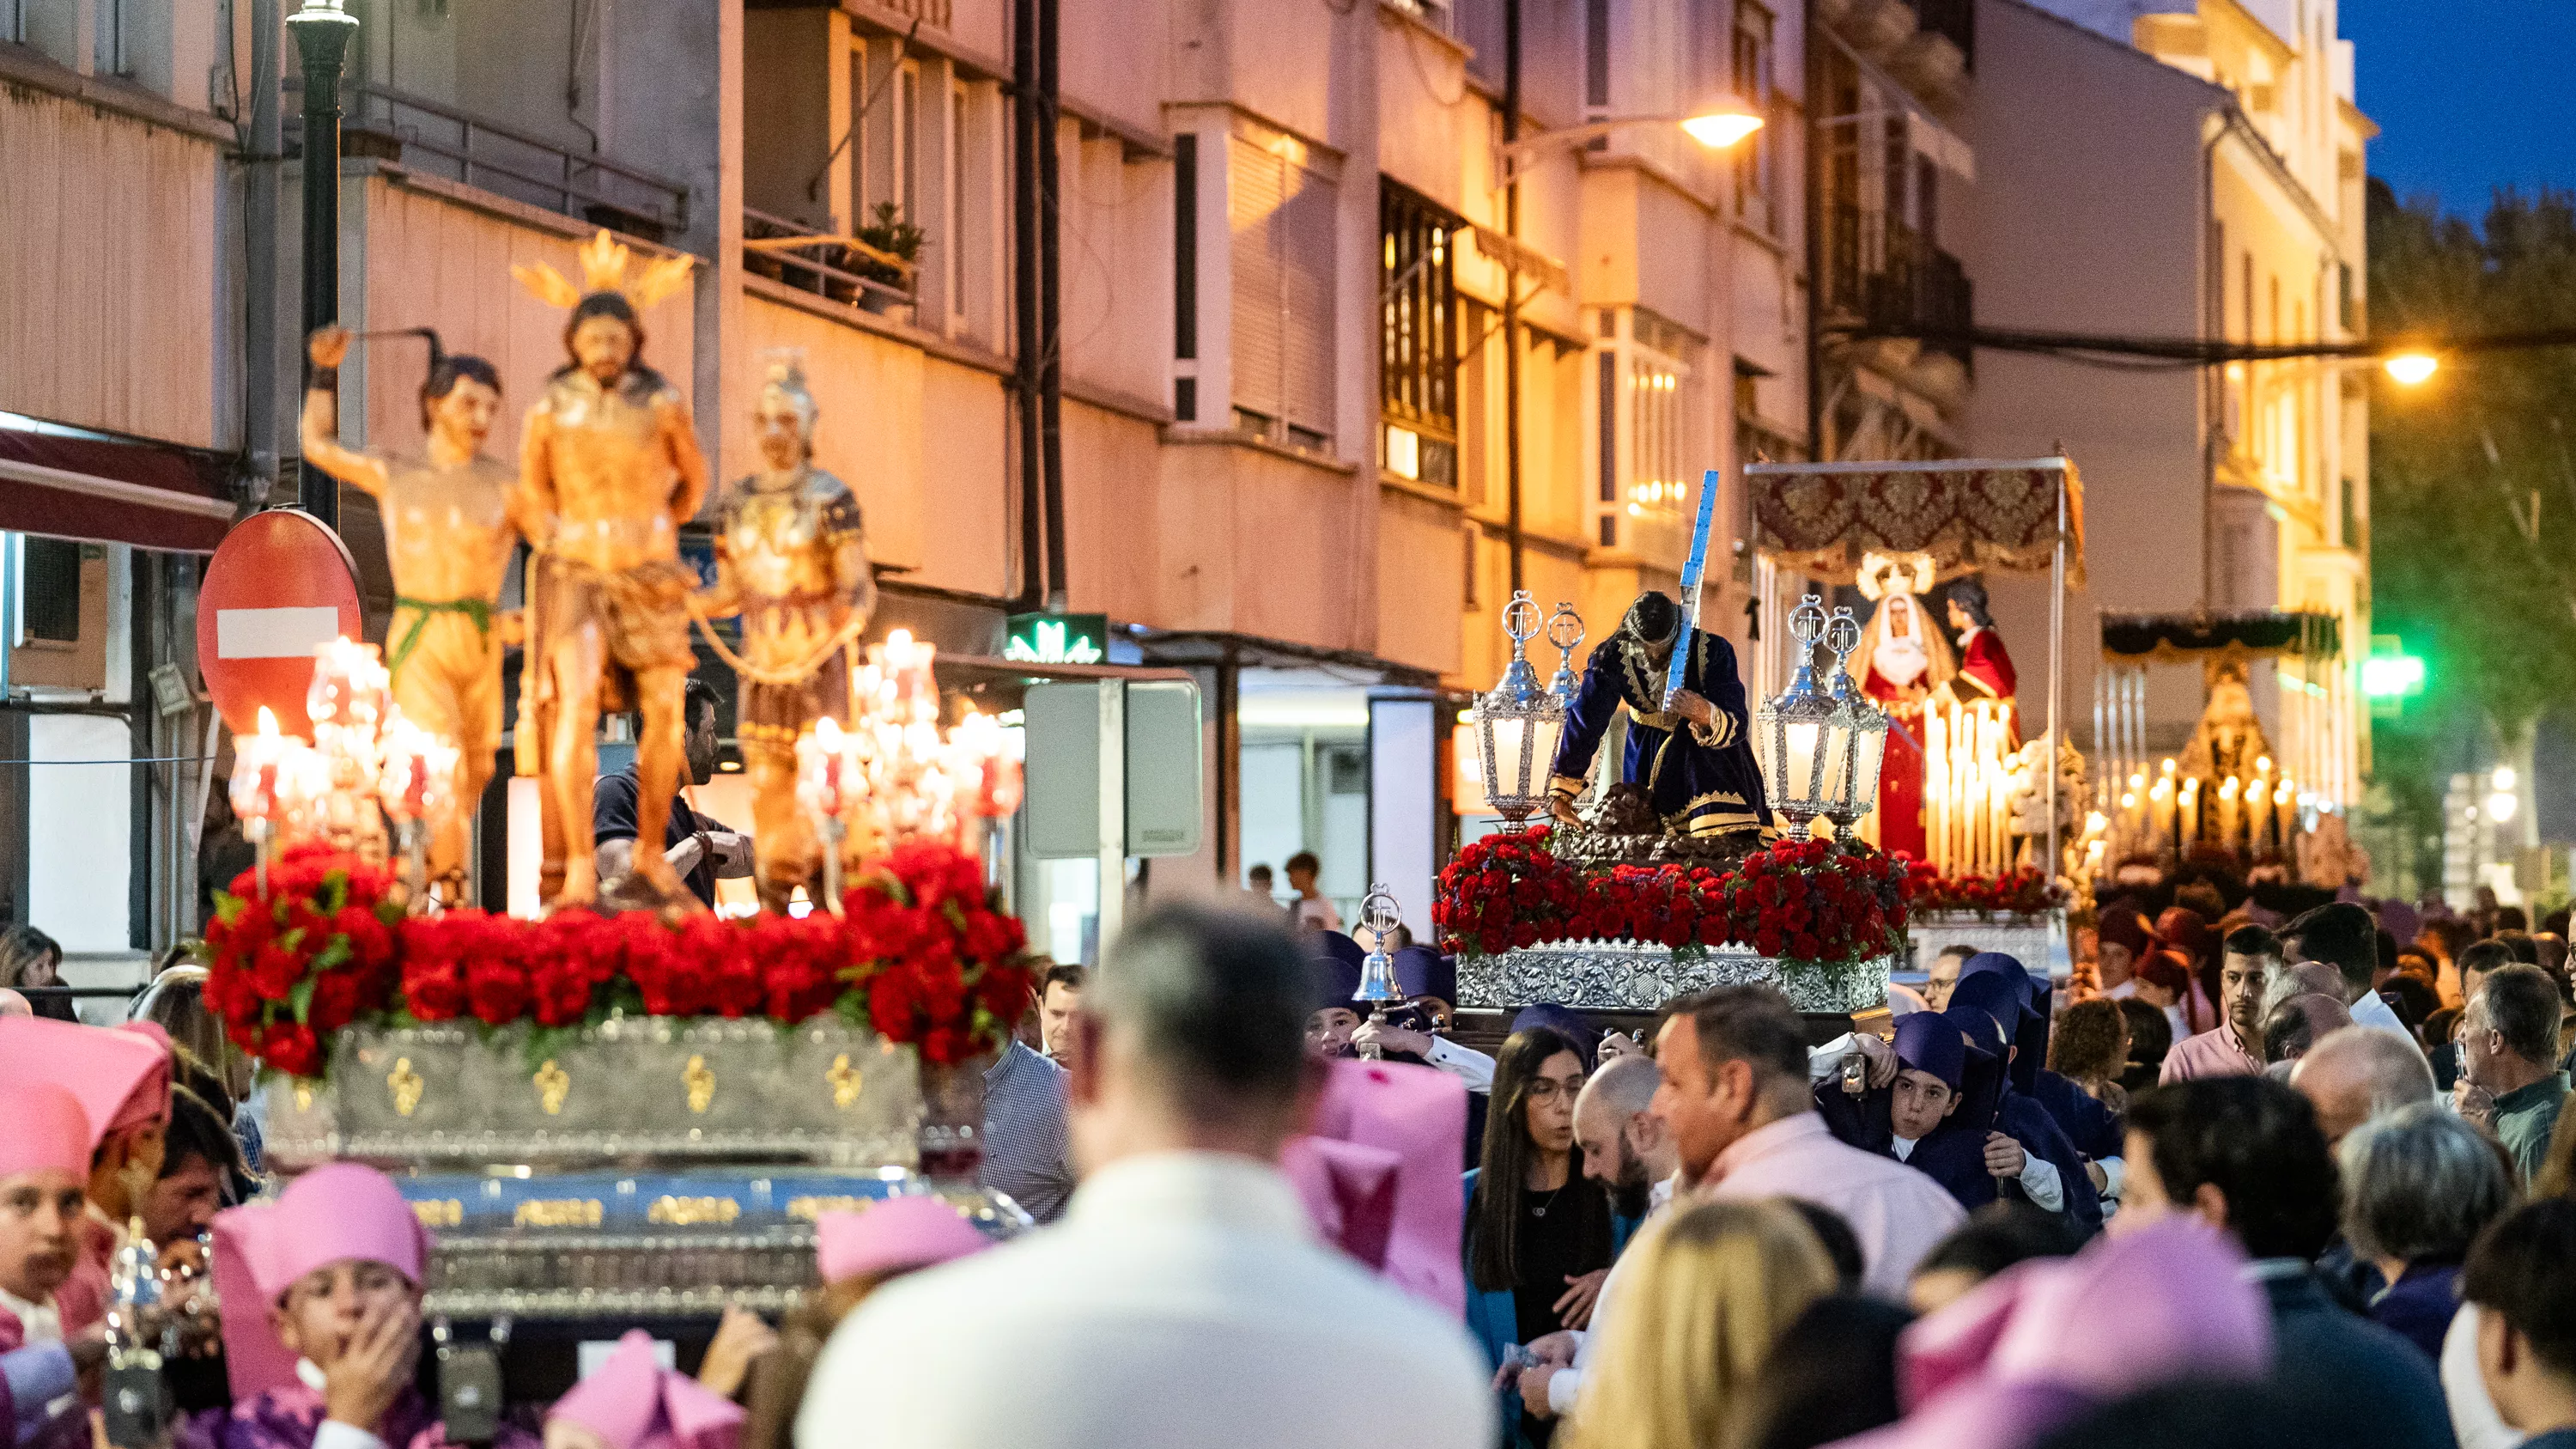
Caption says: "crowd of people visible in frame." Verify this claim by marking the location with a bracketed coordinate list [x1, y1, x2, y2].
[1, 880, 2572, 1449]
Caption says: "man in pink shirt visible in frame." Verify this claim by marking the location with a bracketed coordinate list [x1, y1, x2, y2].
[1651, 986, 1963, 1298]
[2160, 924, 2276, 1083]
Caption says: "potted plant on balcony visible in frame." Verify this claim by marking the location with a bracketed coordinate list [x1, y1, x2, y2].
[841, 202, 923, 315]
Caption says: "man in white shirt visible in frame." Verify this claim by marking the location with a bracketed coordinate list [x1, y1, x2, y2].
[2283, 903, 2427, 1062]
[798, 904, 1493, 1449]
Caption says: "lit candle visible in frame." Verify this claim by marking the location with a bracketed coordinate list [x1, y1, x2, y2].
[2178, 777, 2199, 855]
[2218, 776, 2241, 856]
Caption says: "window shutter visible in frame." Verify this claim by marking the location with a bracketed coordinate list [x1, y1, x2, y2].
[1229, 137, 1287, 423]
[1278, 166, 1336, 438]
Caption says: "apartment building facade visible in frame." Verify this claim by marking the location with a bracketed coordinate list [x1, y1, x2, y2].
[0, 0, 1816, 961]
[1965, 0, 2370, 805]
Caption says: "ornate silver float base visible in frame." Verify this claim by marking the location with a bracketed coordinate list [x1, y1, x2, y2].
[265, 1015, 921, 1172]
[1456, 941, 1892, 1015]
[1905, 910, 2070, 983]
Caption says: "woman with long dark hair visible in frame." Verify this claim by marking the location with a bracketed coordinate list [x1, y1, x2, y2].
[1463, 1026, 1631, 1446]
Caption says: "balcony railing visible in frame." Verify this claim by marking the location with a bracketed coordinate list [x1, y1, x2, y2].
[741, 208, 917, 316]
[289, 76, 690, 240]
[1824, 204, 1972, 371]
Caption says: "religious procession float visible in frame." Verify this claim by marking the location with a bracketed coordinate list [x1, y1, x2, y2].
[1434, 458, 2095, 1022]
[1431, 454, 2370, 1020]
[199, 234, 1034, 1361]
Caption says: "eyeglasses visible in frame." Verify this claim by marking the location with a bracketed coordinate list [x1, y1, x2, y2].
[1524, 1075, 1587, 1104]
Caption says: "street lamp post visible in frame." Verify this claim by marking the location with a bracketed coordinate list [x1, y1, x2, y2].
[1486, 8, 1763, 591]
[290, 0, 359, 527]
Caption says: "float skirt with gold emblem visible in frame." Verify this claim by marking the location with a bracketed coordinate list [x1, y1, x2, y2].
[265, 1016, 929, 1319]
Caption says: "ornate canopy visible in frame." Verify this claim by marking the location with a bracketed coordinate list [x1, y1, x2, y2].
[1746, 459, 2086, 588]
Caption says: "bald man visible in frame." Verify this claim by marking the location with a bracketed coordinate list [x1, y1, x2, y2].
[1510, 1054, 1673, 1423]
[0, 989, 29, 1019]
[2291, 1025, 2439, 1148]
[2261, 993, 2355, 1068]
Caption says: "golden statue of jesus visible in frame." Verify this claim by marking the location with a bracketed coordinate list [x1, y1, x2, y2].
[513, 233, 708, 910]
[298, 327, 526, 898]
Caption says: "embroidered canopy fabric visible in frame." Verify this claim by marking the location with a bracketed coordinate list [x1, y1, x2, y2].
[1747, 460, 2085, 588]
[2099, 609, 2342, 665]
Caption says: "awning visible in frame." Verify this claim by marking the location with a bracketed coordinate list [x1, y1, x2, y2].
[0, 426, 237, 553]
[2099, 609, 2343, 664]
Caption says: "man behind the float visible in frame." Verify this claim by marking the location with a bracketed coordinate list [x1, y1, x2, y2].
[513, 232, 708, 910]
[1546, 592, 1771, 840]
[1845, 551, 1954, 861]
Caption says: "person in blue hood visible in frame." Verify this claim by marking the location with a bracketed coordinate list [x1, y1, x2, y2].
[1814, 1007, 2008, 1211]
[1943, 970, 2102, 1232]
[1957, 952, 2127, 1183]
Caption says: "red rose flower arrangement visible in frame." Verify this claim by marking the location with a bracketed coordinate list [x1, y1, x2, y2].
[1719, 837, 1912, 966]
[199, 843, 404, 1079]
[204, 838, 1032, 1080]
[1431, 827, 1582, 958]
[1910, 865, 2067, 920]
[1435, 827, 1914, 965]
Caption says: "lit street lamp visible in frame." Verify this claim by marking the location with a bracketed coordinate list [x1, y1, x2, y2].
[2383, 350, 2439, 386]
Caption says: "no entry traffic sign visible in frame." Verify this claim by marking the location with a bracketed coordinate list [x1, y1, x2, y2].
[197, 508, 361, 736]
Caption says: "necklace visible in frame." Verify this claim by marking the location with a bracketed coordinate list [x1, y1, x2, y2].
[1529, 1182, 1568, 1219]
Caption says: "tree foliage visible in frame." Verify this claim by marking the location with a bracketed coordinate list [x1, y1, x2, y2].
[2368, 180, 2576, 750]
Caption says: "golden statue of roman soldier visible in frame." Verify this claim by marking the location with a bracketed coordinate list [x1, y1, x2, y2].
[513, 231, 708, 910]
[696, 354, 877, 914]
[298, 328, 528, 899]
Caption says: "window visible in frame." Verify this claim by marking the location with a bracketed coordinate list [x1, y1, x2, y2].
[3, 1, 24, 45]
[2339, 261, 2355, 332]
[1230, 133, 1336, 452]
[945, 82, 967, 322]
[1731, 2, 1776, 232]
[94, 0, 131, 76]
[896, 60, 920, 225]
[1176, 132, 1199, 421]
[1584, 0, 1612, 110]
[18, 539, 80, 646]
[1380, 182, 1461, 488]
[1592, 310, 1695, 553]
[846, 40, 870, 228]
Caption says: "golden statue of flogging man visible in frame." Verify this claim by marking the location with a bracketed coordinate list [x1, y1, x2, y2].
[692, 352, 878, 914]
[298, 326, 529, 900]
[512, 231, 709, 911]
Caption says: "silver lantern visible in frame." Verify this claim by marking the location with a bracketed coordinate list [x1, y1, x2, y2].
[1472, 592, 1569, 823]
[1818, 606, 1892, 834]
[1753, 596, 1839, 839]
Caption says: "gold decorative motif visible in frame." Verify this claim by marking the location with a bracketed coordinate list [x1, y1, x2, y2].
[826, 1053, 863, 1109]
[411, 1199, 465, 1229]
[785, 1195, 870, 1221]
[512, 228, 696, 311]
[534, 1059, 570, 1116]
[387, 1056, 424, 1117]
[512, 1199, 604, 1229]
[647, 1196, 741, 1227]
[292, 1082, 314, 1111]
[683, 1054, 716, 1114]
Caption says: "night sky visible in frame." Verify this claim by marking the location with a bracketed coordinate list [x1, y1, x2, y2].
[2342, 1, 2576, 221]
